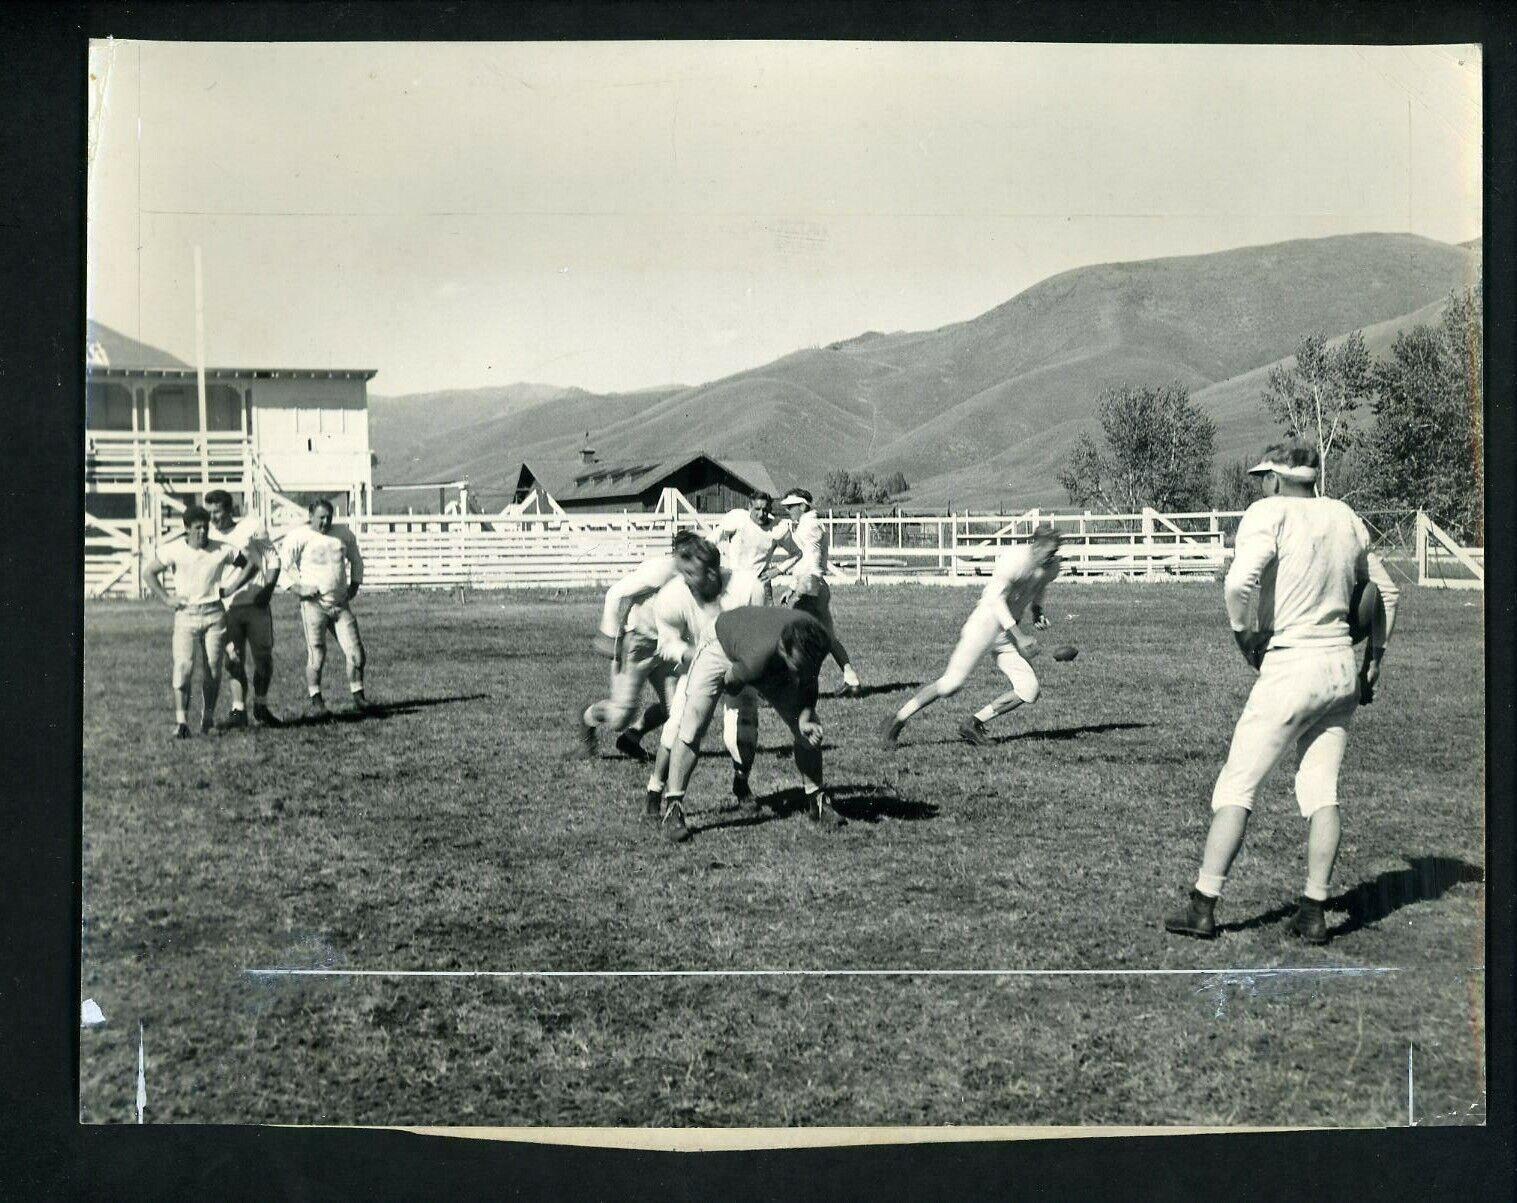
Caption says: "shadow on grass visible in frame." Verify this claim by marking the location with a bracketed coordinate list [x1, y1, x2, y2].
[277, 693, 493, 727]
[688, 782, 938, 836]
[829, 680, 922, 699]
[913, 720, 1151, 747]
[1216, 855, 1485, 936]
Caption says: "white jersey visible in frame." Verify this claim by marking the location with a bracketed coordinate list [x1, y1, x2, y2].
[1225, 495, 1400, 651]
[600, 554, 680, 639]
[215, 515, 280, 607]
[153, 538, 241, 606]
[717, 509, 786, 579]
[281, 524, 364, 607]
[975, 546, 1058, 630]
[643, 569, 737, 665]
[780, 510, 829, 592]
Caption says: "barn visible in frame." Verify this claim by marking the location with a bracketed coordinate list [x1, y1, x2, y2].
[506, 447, 782, 513]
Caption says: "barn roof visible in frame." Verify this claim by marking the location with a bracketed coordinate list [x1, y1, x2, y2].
[511, 452, 780, 504]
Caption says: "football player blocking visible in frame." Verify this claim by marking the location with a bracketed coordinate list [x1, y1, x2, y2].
[881, 525, 1063, 749]
[1164, 445, 1400, 945]
[659, 606, 842, 842]
[579, 532, 735, 799]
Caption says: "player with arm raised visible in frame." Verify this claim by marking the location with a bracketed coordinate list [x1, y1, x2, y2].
[143, 504, 259, 737]
[659, 606, 842, 842]
[1164, 444, 1401, 945]
[205, 489, 283, 729]
[280, 499, 370, 718]
[770, 488, 863, 696]
[881, 525, 1062, 749]
[577, 531, 717, 760]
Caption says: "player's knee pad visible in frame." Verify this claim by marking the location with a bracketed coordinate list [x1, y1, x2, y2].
[935, 671, 967, 698]
[1016, 677, 1041, 705]
[1210, 769, 1257, 814]
[1295, 766, 1341, 818]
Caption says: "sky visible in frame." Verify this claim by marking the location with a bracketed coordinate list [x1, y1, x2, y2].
[86, 41, 1482, 397]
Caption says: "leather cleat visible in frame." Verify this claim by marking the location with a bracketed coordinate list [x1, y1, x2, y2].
[959, 715, 991, 746]
[1164, 889, 1218, 939]
[1291, 896, 1330, 945]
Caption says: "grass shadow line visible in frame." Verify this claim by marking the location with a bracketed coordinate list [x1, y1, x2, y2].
[1216, 855, 1484, 935]
[912, 720, 1151, 747]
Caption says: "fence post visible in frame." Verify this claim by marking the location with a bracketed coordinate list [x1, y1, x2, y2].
[937, 516, 945, 572]
[855, 512, 864, 582]
[1415, 511, 1428, 586]
[950, 512, 959, 577]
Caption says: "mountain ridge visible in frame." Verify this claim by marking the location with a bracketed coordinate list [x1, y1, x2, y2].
[370, 232, 1480, 506]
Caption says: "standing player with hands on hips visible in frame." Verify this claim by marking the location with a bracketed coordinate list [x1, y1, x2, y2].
[143, 504, 260, 738]
[881, 524, 1062, 749]
[279, 499, 372, 719]
[1165, 444, 1400, 945]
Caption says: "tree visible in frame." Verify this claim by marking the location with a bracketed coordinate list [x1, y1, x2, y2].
[1212, 458, 1259, 512]
[820, 469, 892, 508]
[1361, 287, 1483, 541]
[883, 470, 910, 497]
[1259, 331, 1371, 496]
[1057, 382, 1216, 512]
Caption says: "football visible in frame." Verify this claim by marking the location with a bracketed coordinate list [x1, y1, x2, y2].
[1348, 580, 1384, 645]
[1052, 644, 1079, 662]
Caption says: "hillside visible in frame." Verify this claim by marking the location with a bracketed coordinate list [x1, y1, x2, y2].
[369, 383, 684, 490]
[369, 232, 1480, 508]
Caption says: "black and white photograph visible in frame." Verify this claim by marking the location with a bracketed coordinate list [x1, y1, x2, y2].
[80, 38, 1485, 1137]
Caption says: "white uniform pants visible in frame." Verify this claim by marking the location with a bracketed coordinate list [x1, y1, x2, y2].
[1211, 645, 1359, 817]
[937, 607, 1040, 703]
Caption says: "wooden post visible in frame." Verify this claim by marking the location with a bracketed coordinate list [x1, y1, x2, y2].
[855, 512, 864, 582]
[1415, 511, 1428, 586]
[937, 516, 945, 572]
[194, 246, 210, 492]
[950, 511, 959, 577]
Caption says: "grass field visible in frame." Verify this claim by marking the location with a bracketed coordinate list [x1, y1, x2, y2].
[80, 581, 1486, 1128]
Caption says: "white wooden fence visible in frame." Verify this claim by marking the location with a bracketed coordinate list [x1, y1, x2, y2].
[1416, 512, 1484, 590]
[86, 495, 1470, 599]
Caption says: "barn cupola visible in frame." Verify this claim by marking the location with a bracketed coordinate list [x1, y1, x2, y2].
[579, 432, 596, 465]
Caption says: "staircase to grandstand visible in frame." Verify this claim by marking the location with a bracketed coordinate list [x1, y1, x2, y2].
[84, 440, 309, 598]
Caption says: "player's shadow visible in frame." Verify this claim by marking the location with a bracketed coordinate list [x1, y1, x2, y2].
[760, 783, 938, 824]
[690, 783, 938, 834]
[828, 680, 922, 699]
[280, 693, 491, 727]
[1216, 855, 1484, 936]
[916, 720, 1149, 747]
